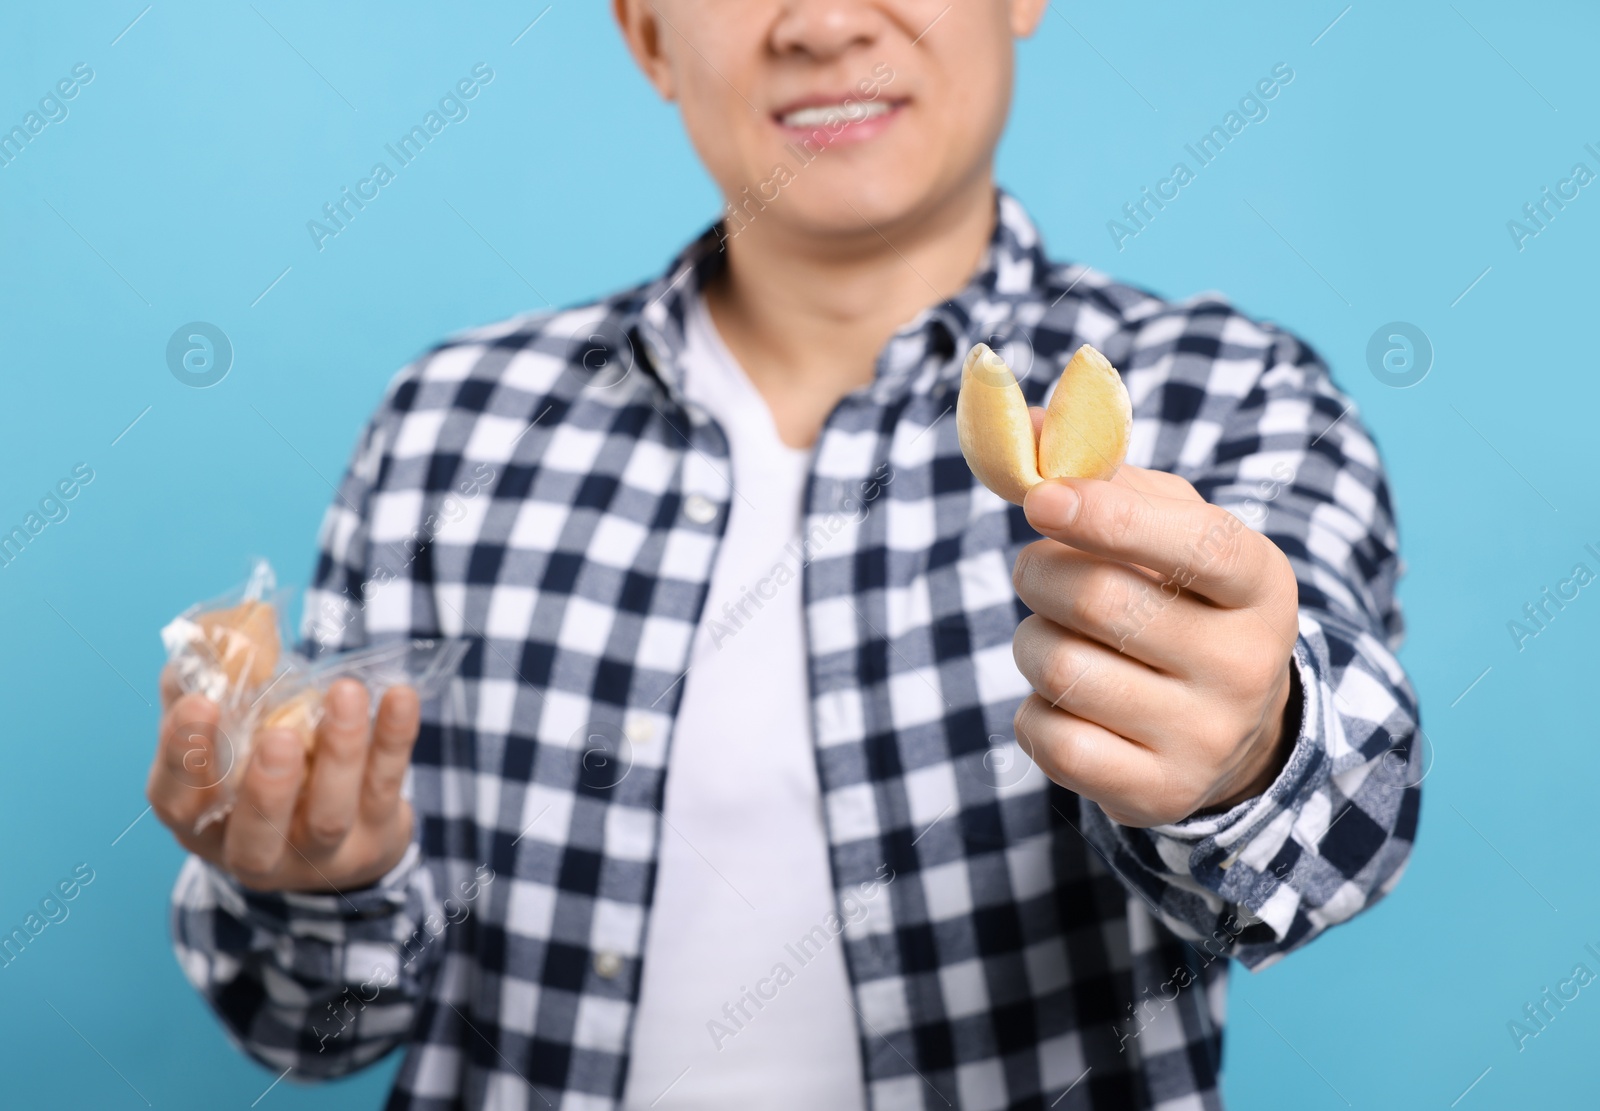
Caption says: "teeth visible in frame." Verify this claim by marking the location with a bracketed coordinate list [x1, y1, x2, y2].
[780, 99, 891, 129]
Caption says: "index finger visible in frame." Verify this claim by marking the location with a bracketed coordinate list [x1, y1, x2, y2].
[1022, 477, 1263, 608]
[1105, 461, 1204, 503]
[148, 693, 227, 841]
[160, 664, 184, 711]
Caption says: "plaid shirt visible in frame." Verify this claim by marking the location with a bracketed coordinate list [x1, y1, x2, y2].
[172, 192, 1420, 1110]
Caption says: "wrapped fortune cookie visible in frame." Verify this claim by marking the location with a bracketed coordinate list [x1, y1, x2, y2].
[259, 687, 322, 753]
[193, 600, 282, 690]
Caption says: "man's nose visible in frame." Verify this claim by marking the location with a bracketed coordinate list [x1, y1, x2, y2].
[769, 0, 886, 61]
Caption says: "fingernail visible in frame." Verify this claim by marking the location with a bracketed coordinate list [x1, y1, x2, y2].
[257, 730, 298, 775]
[329, 681, 362, 727]
[1026, 482, 1080, 531]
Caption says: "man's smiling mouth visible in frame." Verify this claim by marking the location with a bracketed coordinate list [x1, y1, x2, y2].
[776, 98, 896, 129]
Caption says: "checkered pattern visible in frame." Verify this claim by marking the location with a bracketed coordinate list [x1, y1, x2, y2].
[171, 192, 1420, 1110]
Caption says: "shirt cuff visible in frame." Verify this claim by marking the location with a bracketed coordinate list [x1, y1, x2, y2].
[1147, 633, 1320, 845]
[202, 840, 422, 930]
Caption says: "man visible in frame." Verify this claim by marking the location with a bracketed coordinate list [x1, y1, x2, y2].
[153, 1, 1420, 1108]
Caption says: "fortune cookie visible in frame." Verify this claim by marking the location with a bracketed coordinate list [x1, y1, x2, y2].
[956, 342, 1132, 505]
[260, 687, 322, 753]
[194, 600, 282, 690]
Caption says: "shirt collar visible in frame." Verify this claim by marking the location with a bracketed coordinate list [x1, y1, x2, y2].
[628, 187, 1058, 406]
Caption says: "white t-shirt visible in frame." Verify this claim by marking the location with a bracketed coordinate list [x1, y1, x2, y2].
[619, 294, 866, 1110]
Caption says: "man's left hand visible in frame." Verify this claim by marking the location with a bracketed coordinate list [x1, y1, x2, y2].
[1010, 463, 1301, 827]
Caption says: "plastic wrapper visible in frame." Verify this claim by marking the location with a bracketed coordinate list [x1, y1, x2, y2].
[160, 560, 292, 725]
[160, 560, 468, 833]
[255, 639, 470, 752]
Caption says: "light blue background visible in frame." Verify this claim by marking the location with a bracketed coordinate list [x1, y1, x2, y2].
[1, 2, 1594, 1107]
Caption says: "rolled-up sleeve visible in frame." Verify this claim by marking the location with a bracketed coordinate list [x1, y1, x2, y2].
[171, 842, 444, 1075]
[168, 364, 449, 1071]
[1083, 327, 1422, 970]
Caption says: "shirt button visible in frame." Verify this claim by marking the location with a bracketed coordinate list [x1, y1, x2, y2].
[683, 494, 717, 524]
[594, 951, 624, 979]
[625, 719, 654, 745]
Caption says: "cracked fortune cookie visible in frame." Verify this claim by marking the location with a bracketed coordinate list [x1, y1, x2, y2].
[955, 341, 1132, 505]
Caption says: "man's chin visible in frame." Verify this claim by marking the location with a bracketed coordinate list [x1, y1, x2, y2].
[723, 176, 956, 248]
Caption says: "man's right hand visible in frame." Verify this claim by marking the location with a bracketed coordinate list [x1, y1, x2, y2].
[147, 666, 422, 893]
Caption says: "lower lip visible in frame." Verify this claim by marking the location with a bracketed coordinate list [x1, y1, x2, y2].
[773, 102, 905, 150]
